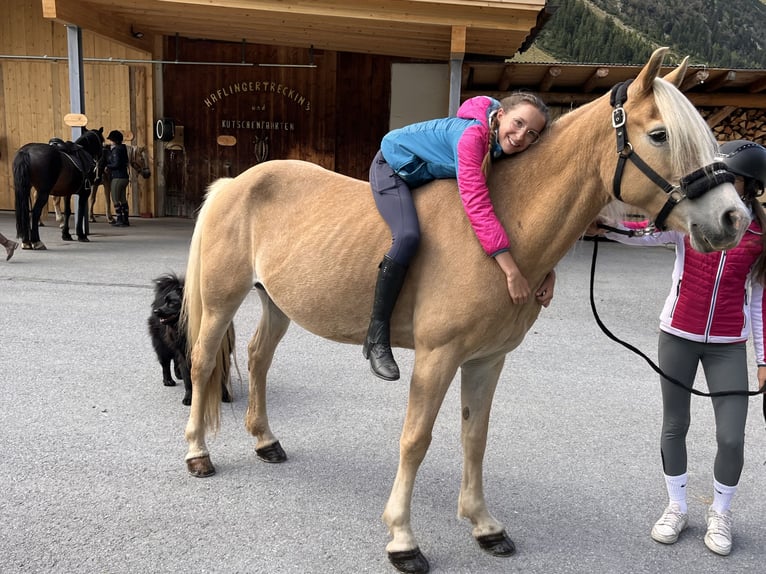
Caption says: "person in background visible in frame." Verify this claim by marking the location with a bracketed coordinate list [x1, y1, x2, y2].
[587, 139, 766, 556]
[106, 130, 130, 227]
[0, 232, 18, 261]
[364, 92, 555, 381]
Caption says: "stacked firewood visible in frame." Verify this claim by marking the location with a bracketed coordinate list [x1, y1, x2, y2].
[701, 108, 766, 144]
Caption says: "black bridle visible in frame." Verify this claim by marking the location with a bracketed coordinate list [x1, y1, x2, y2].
[609, 80, 734, 230]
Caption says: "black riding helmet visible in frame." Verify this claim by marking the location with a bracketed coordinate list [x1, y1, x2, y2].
[718, 140, 766, 198]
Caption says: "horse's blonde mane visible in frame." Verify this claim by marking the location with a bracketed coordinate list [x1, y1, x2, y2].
[653, 77, 718, 177]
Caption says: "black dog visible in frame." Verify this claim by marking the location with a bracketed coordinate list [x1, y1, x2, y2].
[148, 273, 233, 406]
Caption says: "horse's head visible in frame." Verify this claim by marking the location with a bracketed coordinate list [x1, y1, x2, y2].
[130, 146, 152, 179]
[76, 127, 105, 159]
[606, 47, 748, 252]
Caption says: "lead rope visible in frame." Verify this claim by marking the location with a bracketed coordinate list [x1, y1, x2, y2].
[588, 237, 766, 424]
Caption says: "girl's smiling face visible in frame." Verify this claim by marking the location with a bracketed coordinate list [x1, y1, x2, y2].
[496, 102, 547, 155]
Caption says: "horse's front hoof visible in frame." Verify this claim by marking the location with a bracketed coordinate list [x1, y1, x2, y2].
[476, 530, 516, 556]
[61, 234, 73, 241]
[186, 455, 216, 477]
[77, 236, 90, 243]
[255, 441, 287, 463]
[388, 547, 430, 573]
[89, 216, 96, 223]
[22, 242, 34, 250]
[32, 242, 46, 250]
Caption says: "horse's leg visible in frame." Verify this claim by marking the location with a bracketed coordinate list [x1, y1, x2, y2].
[245, 285, 291, 462]
[104, 180, 114, 222]
[184, 279, 252, 477]
[383, 348, 460, 573]
[185, 312, 238, 475]
[61, 196, 73, 241]
[54, 196, 64, 224]
[458, 355, 515, 555]
[76, 191, 90, 241]
[89, 184, 98, 222]
[29, 193, 48, 250]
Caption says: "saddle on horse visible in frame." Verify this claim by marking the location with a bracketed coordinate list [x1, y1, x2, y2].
[48, 138, 98, 190]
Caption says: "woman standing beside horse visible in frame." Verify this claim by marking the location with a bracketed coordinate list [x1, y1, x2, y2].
[589, 140, 766, 557]
[106, 130, 130, 227]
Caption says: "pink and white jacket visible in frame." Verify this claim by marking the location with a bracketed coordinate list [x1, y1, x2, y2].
[605, 219, 766, 364]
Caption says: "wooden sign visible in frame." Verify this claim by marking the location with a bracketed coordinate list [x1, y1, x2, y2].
[64, 113, 88, 127]
[217, 135, 237, 146]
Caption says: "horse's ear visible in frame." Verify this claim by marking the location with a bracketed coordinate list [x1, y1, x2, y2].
[663, 56, 689, 88]
[629, 47, 669, 98]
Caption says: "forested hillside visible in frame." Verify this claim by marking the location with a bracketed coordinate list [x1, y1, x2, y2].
[534, 0, 766, 68]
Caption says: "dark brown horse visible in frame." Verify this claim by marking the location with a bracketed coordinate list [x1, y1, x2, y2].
[13, 128, 104, 250]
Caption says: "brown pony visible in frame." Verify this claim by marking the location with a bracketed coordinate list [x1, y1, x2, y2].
[181, 49, 748, 573]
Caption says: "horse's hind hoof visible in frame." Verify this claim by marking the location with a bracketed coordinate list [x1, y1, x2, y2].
[388, 547, 430, 573]
[32, 242, 46, 250]
[77, 236, 90, 243]
[476, 530, 516, 556]
[255, 441, 287, 463]
[62, 234, 73, 241]
[22, 242, 34, 250]
[186, 455, 216, 477]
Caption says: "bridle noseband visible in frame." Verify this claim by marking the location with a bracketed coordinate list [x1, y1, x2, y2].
[609, 80, 734, 230]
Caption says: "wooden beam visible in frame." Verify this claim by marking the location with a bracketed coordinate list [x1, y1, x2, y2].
[747, 76, 766, 94]
[153, 0, 544, 30]
[450, 25, 466, 58]
[582, 67, 609, 93]
[705, 106, 737, 129]
[680, 69, 709, 92]
[702, 71, 736, 93]
[43, 0, 153, 52]
[462, 90, 766, 109]
[498, 63, 516, 92]
[538, 66, 561, 92]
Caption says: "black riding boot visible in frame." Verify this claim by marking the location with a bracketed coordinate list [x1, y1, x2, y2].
[120, 203, 130, 227]
[363, 256, 408, 381]
[110, 203, 121, 225]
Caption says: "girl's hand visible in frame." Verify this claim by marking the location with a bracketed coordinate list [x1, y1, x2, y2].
[494, 251, 530, 304]
[506, 268, 531, 304]
[535, 269, 556, 308]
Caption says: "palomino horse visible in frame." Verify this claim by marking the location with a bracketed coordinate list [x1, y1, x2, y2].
[87, 144, 152, 223]
[181, 49, 748, 573]
[13, 128, 104, 249]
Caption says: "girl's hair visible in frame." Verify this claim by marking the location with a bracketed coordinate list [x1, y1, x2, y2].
[743, 179, 766, 285]
[482, 92, 550, 178]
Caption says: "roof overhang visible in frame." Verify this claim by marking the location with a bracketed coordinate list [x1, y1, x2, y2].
[41, 0, 549, 61]
[463, 60, 766, 109]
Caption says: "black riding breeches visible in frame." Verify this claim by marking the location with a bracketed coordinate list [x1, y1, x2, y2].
[369, 150, 420, 267]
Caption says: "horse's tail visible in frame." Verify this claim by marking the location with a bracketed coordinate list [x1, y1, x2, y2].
[182, 178, 235, 431]
[12, 149, 32, 240]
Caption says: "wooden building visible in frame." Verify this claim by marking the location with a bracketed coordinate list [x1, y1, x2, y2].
[3, 1, 766, 218]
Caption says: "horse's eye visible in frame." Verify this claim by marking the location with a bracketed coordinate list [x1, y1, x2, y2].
[649, 129, 667, 144]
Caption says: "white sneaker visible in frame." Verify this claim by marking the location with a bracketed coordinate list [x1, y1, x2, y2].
[650, 503, 688, 544]
[704, 506, 733, 556]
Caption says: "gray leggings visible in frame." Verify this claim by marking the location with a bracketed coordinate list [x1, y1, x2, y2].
[657, 331, 748, 486]
[110, 178, 129, 205]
